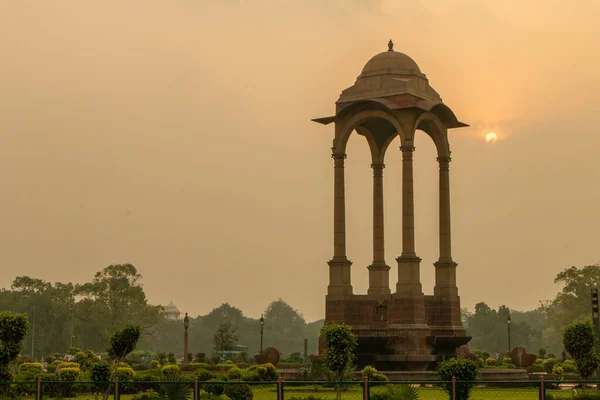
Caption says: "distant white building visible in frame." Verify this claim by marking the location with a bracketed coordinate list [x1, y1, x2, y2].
[163, 301, 182, 320]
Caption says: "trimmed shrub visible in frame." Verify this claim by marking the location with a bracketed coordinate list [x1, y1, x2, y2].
[224, 382, 253, 400]
[203, 380, 225, 395]
[19, 362, 44, 375]
[528, 363, 545, 373]
[544, 358, 559, 374]
[195, 369, 216, 381]
[475, 358, 484, 368]
[58, 367, 80, 381]
[116, 367, 135, 381]
[150, 360, 160, 369]
[535, 358, 543, 364]
[59, 361, 80, 369]
[241, 370, 260, 382]
[215, 363, 236, 370]
[436, 358, 478, 400]
[161, 364, 181, 377]
[227, 367, 243, 380]
[485, 357, 497, 366]
[503, 357, 514, 364]
[246, 363, 279, 381]
[182, 362, 211, 371]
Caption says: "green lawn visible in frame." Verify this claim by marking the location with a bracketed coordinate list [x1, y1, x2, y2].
[26, 383, 587, 400]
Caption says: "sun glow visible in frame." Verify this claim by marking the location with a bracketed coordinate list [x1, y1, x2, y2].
[485, 132, 498, 143]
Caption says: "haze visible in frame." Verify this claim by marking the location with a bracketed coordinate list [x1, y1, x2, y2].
[1, 0, 599, 322]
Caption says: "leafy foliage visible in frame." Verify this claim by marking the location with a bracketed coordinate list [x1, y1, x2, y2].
[213, 322, 239, 352]
[0, 311, 30, 381]
[370, 385, 420, 400]
[563, 321, 600, 380]
[108, 325, 141, 360]
[321, 323, 357, 381]
[158, 374, 192, 400]
[224, 383, 254, 400]
[436, 358, 479, 400]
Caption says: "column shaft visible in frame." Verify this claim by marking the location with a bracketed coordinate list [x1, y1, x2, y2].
[368, 163, 390, 296]
[328, 152, 352, 296]
[396, 146, 422, 295]
[434, 155, 458, 297]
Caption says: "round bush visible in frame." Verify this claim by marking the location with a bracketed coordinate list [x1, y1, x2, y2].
[503, 357, 513, 365]
[227, 367, 243, 380]
[203, 380, 225, 395]
[59, 362, 81, 369]
[150, 360, 160, 369]
[485, 358, 497, 366]
[58, 367, 80, 381]
[544, 358, 559, 374]
[195, 369, 216, 381]
[116, 367, 135, 381]
[161, 364, 181, 377]
[552, 365, 564, 381]
[241, 370, 260, 382]
[372, 373, 389, 382]
[19, 362, 43, 375]
[224, 383, 254, 400]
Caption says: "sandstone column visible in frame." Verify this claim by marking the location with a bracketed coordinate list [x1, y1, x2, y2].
[434, 155, 458, 297]
[396, 145, 422, 294]
[368, 162, 390, 296]
[328, 152, 352, 296]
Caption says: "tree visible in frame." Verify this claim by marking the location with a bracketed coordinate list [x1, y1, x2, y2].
[436, 358, 479, 400]
[108, 325, 141, 361]
[321, 323, 357, 399]
[75, 264, 162, 351]
[0, 311, 30, 381]
[563, 321, 599, 380]
[263, 299, 307, 355]
[547, 264, 600, 328]
[214, 322, 239, 352]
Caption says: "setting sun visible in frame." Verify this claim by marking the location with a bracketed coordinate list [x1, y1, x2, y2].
[485, 132, 498, 143]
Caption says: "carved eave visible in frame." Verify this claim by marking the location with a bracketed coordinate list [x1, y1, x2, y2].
[311, 116, 336, 125]
[312, 94, 469, 129]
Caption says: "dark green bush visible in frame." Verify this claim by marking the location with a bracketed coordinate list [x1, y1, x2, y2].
[203, 380, 225, 395]
[182, 362, 211, 371]
[224, 382, 253, 400]
[436, 358, 478, 400]
[544, 358, 559, 374]
[195, 368, 216, 381]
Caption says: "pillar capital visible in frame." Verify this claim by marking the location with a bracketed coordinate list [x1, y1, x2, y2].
[400, 145, 416, 152]
[437, 155, 452, 163]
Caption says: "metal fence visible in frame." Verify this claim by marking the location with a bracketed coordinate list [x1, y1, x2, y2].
[1, 378, 600, 400]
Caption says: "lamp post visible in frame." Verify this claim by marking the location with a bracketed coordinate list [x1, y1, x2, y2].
[259, 314, 264, 353]
[507, 314, 512, 352]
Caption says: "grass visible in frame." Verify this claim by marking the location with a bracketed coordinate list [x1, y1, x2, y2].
[15, 382, 596, 400]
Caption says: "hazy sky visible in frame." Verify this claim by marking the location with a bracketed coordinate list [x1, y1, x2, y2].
[1, 0, 599, 322]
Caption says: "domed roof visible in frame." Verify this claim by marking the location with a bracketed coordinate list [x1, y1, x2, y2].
[361, 48, 421, 76]
[164, 300, 180, 314]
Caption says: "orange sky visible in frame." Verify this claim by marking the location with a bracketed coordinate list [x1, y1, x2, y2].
[1, 0, 599, 321]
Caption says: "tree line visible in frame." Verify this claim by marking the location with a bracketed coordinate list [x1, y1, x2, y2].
[1, 262, 598, 360]
[0, 264, 323, 360]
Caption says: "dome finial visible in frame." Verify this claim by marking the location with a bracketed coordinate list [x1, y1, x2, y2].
[388, 39, 394, 51]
